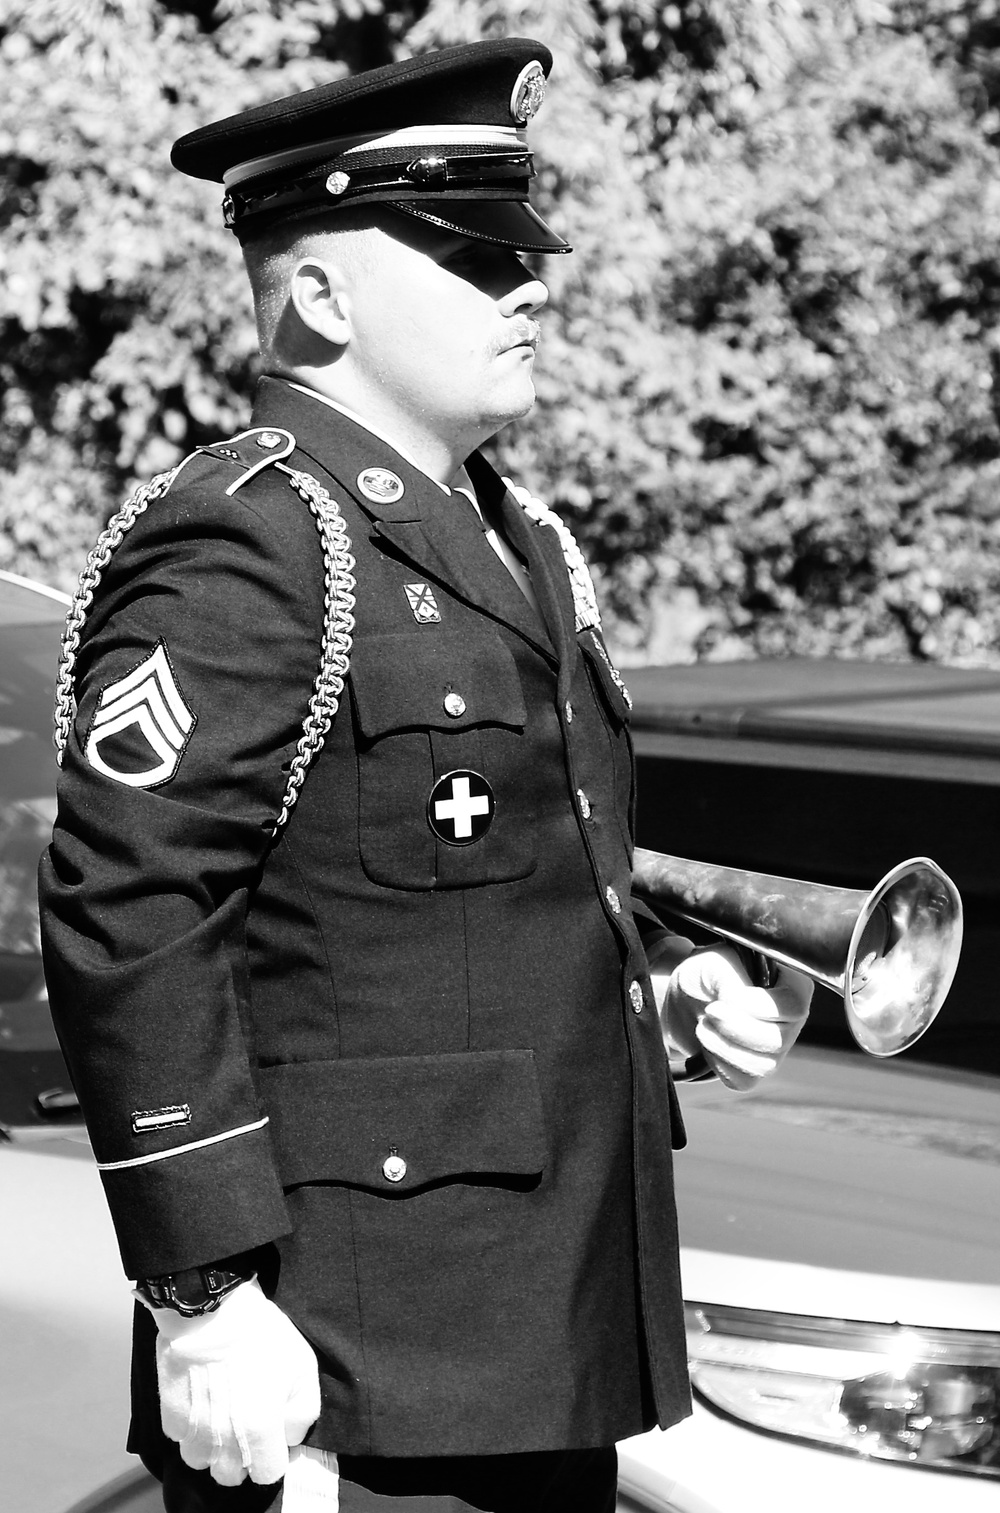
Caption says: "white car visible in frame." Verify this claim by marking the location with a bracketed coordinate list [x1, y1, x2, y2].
[2, 585, 998, 1511]
[8, 1047, 998, 1513]
[618, 1045, 1000, 1511]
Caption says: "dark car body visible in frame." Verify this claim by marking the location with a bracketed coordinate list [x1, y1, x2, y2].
[629, 657, 1000, 1074]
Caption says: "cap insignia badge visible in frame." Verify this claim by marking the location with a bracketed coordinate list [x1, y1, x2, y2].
[358, 467, 405, 504]
[404, 582, 442, 624]
[326, 171, 351, 197]
[256, 431, 282, 449]
[510, 61, 547, 124]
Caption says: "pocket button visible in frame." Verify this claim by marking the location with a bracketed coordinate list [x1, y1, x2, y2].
[443, 693, 467, 718]
[382, 1153, 407, 1183]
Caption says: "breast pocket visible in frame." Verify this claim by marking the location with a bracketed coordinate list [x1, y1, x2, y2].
[350, 630, 537, 890]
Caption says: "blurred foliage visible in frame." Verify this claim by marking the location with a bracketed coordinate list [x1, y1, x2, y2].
[4, 0, 1000, 662]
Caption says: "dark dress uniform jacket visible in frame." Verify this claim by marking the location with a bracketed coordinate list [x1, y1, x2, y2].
[39, 377, 691, 1460]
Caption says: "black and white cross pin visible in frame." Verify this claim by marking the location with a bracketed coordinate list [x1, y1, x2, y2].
[427, 769, 495, 846]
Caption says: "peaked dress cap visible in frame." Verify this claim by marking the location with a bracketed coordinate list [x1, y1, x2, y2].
[170, 38, 569, 251]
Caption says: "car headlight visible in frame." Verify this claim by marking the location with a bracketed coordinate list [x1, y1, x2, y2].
[686, 1303, 1000, 1477]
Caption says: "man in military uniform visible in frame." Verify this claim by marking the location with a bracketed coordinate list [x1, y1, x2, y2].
[38, 38, 811, 1513]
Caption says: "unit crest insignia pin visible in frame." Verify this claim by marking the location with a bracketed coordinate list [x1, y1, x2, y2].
[85, 642, 196, 788]
[404, 582, 442, 624]
[427, 770, 495, 846]
[358, 467, 405, 503]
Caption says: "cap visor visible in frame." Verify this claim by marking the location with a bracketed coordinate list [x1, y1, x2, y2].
[390, 198, 570, 253]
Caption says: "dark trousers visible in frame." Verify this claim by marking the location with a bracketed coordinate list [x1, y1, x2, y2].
[159, 1443, 619, 1513]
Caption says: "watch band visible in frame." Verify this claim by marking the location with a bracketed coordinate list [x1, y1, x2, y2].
[136, 1262, 251, 1317]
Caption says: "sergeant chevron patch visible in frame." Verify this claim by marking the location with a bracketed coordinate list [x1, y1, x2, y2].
[85, 642, 196, 788]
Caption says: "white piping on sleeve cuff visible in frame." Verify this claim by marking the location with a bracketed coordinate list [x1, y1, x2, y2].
[95, 1117, 269, 1171]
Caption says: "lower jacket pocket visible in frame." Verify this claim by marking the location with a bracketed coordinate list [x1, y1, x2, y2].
[259, 1048, 546, 1194]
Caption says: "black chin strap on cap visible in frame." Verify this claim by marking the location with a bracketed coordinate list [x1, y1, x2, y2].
[389, 199, 570, 253]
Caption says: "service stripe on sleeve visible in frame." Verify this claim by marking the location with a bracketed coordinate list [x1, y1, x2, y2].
[95, 1117, 269, 1171]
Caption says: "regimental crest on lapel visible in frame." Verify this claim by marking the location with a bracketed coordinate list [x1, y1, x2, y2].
[358, 467, 405, 503]
[84, 642, 196, 787]
[404, 582, 442, 624]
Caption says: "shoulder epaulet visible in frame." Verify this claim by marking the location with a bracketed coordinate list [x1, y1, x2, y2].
[197, 426, 296, 497]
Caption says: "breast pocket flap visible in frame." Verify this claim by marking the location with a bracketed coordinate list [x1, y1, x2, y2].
[350, 632, 527, 740]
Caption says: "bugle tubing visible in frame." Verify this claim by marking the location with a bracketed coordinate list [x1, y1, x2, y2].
[631, 848, 963, 1057]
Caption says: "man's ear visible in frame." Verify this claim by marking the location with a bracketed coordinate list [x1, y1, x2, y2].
[289, 258, 353, 349]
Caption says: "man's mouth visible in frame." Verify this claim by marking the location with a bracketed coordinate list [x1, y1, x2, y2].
[500, 318, 540, 354]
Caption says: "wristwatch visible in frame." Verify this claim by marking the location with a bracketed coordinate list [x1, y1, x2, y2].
[135, 1262, 251, 1317]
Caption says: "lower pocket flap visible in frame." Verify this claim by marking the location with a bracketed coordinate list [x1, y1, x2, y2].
[259, 1048, 545, 1192]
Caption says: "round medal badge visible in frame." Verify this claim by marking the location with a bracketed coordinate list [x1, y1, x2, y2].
[357, 468, 405, 503]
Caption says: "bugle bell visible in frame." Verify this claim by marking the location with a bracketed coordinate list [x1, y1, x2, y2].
[631, 848, 963, 1057]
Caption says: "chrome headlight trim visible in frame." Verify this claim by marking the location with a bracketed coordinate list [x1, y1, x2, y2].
[686, 1302, 1000, 1478]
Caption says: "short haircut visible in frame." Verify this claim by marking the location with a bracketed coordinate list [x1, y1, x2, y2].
[241, 207, 387, 361]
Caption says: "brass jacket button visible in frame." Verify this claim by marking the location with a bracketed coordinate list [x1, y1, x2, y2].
[382, 1154, 407, 1183]
[444, 693, 466, 718]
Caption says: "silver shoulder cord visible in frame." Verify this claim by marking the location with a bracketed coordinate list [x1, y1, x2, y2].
[52, 462, 356, 840]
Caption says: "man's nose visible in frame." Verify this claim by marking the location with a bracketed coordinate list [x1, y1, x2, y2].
[497, 260, 548, 318]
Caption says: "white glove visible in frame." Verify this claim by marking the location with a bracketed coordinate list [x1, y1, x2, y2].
[653, 942, 812, 1090]
[140, 1278, 321, 1487]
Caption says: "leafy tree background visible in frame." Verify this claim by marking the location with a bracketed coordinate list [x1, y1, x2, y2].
[3, 0, 1000, 665]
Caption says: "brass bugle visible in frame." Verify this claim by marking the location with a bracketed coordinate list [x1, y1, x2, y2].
[632, 848, 963, 1058]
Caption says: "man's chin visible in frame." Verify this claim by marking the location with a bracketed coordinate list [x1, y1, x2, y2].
[461, 383, 537, 448]
[492, 381, 538, 427]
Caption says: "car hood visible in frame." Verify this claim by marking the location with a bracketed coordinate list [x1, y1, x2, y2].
[674, 1047, 1000, 1330]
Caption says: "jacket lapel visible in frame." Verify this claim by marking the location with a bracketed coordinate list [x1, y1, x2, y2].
[371, 501, 553, 658]
[251, 378, 556, 659]
[466, 455, 578, 684]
